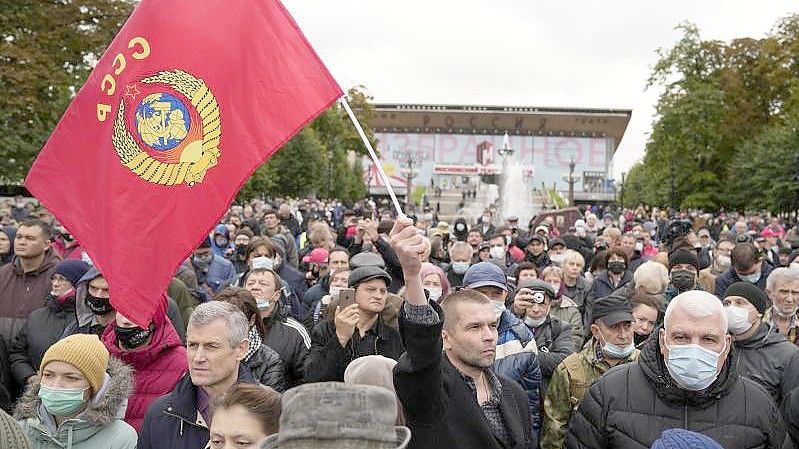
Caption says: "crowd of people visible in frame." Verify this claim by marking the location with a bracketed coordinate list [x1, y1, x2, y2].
[1, 193, 799, 448]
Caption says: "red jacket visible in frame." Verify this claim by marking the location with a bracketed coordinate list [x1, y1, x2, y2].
[103, 309, 187, 432]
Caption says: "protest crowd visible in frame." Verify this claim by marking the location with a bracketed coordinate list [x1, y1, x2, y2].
[1, 193, 799, 449]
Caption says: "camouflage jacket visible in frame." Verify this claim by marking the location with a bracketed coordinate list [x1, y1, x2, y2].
[541, 338, 639, 449]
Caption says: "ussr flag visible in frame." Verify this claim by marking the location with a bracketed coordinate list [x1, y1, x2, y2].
[25, 0, 342, 327]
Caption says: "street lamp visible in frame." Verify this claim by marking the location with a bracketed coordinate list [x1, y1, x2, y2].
[567, 159, 576, 206]
[497, 132, 514, 220]
[620, 171, 626, 211]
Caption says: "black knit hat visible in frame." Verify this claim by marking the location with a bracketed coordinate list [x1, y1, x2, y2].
[668, 249, 699, 272]
[723, 281, 770, 314]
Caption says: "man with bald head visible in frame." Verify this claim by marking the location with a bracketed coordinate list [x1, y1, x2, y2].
[566, 291, 787, 449]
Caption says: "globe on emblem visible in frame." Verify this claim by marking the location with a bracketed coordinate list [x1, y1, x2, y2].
[134, 92, 191, 151]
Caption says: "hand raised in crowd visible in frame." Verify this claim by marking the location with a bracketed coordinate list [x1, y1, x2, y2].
[334, 303, 359, 348]
[361, 218, 380, 242]
[512, 288, 535, 316]
[389, 217, 426, 275]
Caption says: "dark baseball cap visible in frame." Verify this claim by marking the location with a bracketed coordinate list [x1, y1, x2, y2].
[348, 266, 391, 288]
[463, 262, 508, 291]
[518, 278, 555, 300]
[591, 295, 634, 326]
[525, 234, 546, 246]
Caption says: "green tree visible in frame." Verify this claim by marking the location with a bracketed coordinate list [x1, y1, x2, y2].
[237, 86, 374, 202]
[636, 15, 799, 211]
[0, 0, 135, 182]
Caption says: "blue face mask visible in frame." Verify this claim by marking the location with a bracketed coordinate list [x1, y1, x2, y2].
[451, 262, 470, 275]
[602, 341, 635, 359]
[738, 271, 761, 284]
[38, 384, 87, 417]
[665, 342, 725, 391]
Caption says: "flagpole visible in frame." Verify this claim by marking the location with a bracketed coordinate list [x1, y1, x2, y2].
[340, 97, 405, 218]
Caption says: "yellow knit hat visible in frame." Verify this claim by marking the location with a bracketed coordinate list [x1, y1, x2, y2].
[40, 334, 109, 394]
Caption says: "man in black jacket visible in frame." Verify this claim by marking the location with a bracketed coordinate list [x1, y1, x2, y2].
[390, 217, 533, 449]
[138, 301, 257, 449]
[566, 290, 787, 449]
[305, 266, 403, 382]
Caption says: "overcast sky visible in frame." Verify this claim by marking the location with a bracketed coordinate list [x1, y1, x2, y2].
[282, 0, 797, 179]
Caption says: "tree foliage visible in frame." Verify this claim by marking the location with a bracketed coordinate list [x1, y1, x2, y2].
[0, 0, 135, 183]
[627, 15, 799, 212]
[236, 86, 374, 202]
[1, 1, 371, 199]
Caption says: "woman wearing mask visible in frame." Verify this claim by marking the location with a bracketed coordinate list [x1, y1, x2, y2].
[420, 262, 450, 302]
[8, 260, 90, 389]
[15, 334, 137, 448]
[214, 288, 286, 392]
[101, 300, 187, 431]
[586, 248, 632, 314]
[630, 293, 661, 348]
[209, 383, 281, 449]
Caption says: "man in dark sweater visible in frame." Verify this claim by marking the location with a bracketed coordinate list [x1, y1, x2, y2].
[390, 217, 533, 449]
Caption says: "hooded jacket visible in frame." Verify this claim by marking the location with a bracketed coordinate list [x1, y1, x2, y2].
[714, 262, 774, 300]
[15, 358, 137, 449]
[0, 250, 60, 340]
[67, 267, 186, 342]
[0, 226, 15, 265]
[102, 309, 187, 432]
[734, 321, 799, 405]
[564, 329, 787, 449]
[8, 293, 78, 387]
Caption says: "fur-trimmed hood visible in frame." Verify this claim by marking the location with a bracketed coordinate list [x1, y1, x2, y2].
[15, 357, 133, 426]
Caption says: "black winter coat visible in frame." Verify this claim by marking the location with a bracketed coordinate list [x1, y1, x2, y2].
[394, 301, 533, 449]
[530, 315, 575, 381]
[735, 322, 799, 405]
[305, 316, 404, 382]
[245, 344, 287, 392]
[782, 386, 799, 446]
[8, 294, 77, 387]
[565, 329, 787, 449]
[262, 302, 310, 387]
[0, 338, 12, 413]
[137, 365, 256, 449]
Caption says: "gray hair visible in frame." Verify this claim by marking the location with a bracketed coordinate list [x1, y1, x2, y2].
[188, 301, 249, 347]
[664, 291, 727, 334]
[449, 241, 472, 258]
[766, 267, 799, 291]
[633, 261, 669, 295]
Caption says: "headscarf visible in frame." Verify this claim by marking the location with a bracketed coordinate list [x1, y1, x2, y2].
[419, 262, 451, 298]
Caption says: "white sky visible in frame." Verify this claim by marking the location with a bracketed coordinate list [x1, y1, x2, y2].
[282, 0, 797, 179]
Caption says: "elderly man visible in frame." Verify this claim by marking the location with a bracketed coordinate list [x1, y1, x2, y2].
[542, 295, 639, 449]
[722, 282, 799, 404]
[138, 302, 257, 449]
[566, 291, 787, 449]
[390, 217, 533, 449]
[446, 241, 472, 288]
[763, 267, 799, 344]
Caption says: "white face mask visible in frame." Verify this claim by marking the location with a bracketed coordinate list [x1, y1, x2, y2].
[550, 253, 566, 266]
[490, 246, 506, 260]
[725, 306, 752, 335]
[492, 301, 506, 318]
[252, 256, 274, 270]
[427, 288, 442, 302]
[717, 255, 731, 268]
[524, 315, 547, 328]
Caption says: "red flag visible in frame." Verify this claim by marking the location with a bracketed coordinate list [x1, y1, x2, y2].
[25, 0, 342, 327]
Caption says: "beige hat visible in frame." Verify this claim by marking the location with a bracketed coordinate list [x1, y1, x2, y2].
[40, 334, 109, 393]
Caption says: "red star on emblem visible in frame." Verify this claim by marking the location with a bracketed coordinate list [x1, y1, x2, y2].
[124, 84, 141, 100]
